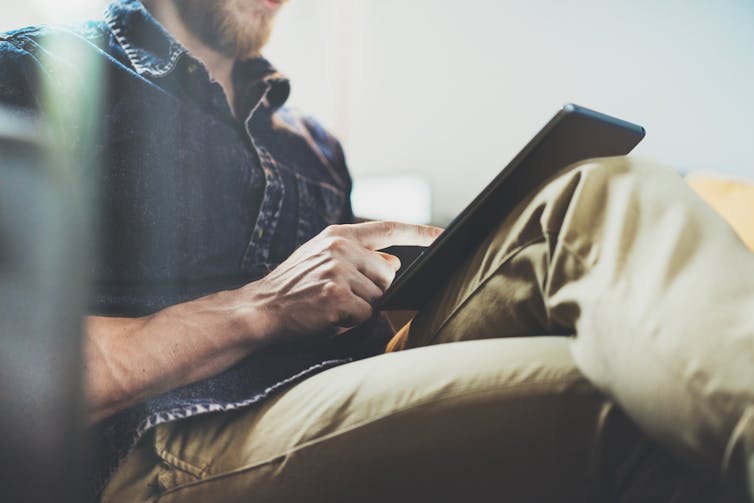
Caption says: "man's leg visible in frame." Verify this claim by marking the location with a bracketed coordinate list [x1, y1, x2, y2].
[103, 337, 698, 503]
[402, 157, 754, 500]
[102, 157, 749, 502]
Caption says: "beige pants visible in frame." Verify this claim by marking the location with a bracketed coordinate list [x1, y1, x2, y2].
[102, 158, 754, 502]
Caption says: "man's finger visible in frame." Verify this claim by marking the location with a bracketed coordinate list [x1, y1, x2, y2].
[376, 252, 401, 272]
[336, 221, 443, 250]
[347, 251, 399, 292]
[347, 268, 387, 304]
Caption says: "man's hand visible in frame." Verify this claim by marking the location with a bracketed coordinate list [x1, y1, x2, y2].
[241, 221, 443, 342]
[84, 221, 441, 423]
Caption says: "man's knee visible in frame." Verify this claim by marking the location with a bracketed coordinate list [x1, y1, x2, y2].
[561, 156, 682, 217]
[571, 156, 677, 186]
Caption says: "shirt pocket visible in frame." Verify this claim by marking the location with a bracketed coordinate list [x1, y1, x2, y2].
[295, 173, 347, 247]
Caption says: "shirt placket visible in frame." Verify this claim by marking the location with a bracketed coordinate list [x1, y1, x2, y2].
[179, 57, 282, 272]
[241, 83, 285, 270]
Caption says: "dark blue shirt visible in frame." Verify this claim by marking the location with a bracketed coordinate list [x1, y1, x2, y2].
[0, 0, 392, 496]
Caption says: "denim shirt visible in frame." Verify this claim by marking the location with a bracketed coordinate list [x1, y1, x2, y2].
[0, 0, 392, 495]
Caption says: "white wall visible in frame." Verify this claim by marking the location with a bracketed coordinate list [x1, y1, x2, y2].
[4, 1, 754, 224]
[268, 0, 754, 223]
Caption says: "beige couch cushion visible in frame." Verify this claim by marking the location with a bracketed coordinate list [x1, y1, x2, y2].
[687, 174, 754, 252]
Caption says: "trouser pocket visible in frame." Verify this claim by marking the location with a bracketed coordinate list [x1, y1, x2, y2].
[153, 424, 203, 493]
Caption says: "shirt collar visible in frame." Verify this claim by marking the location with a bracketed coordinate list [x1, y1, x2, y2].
[103, 0, 290, 110]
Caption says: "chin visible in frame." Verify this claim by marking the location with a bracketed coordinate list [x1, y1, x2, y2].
[220, 0, 277, 58]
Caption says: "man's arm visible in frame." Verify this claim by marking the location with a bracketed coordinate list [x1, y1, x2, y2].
[84, 289, 260, 424]
[84, 222, 442, 424]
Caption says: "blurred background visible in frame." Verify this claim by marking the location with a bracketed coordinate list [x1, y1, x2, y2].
[2, 0, 753, 225]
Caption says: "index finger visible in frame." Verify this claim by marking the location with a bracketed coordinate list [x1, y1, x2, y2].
[336, 221, 444, 250]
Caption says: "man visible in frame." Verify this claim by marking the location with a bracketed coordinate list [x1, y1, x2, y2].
[0, 1, 751, 501]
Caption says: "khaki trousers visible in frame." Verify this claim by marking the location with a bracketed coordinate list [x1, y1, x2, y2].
[102, 158, 754, 502]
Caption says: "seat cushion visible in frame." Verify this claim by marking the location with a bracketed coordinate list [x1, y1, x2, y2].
[687, 174, 754, 252]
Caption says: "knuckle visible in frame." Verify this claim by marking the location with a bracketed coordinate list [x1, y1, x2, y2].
[322, 280, 347, 301]
[322, 224, 344, 238]
[321, 280, 338, 296]
[323, 236, 350, 255]
[321, 260, 343, 279]
[379, 220, 397, 236]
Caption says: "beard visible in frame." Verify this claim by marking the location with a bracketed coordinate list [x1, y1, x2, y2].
[174, 0, 279, 59]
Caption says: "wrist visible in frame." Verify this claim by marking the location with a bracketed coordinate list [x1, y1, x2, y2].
[226, 281, 278, 349]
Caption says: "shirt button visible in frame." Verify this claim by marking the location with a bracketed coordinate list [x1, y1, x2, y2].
[186, 62, 199, 73]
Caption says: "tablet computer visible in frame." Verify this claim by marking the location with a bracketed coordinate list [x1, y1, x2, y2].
[377, 103, 646, 311]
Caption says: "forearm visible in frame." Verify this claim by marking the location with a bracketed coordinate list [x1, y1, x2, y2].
[84, 288, 262, 424]
[82, 222, 443, 425]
